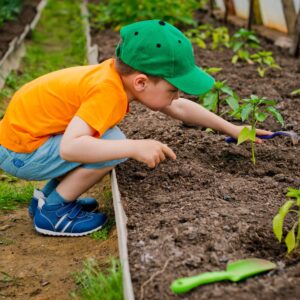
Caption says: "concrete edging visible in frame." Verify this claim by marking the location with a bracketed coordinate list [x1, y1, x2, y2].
[0, 0, 48, 88]
[80, 2, 135, 299]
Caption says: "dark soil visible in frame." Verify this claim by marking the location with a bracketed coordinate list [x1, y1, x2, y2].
[89, 13, 300, 300]
[0, 0, 41, 60]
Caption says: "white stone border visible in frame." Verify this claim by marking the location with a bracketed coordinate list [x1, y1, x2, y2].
[0, 0, 48, 88]
[81, 2, 135, 299]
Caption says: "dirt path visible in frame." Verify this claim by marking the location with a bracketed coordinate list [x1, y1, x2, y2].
[0, 183, 118, 300]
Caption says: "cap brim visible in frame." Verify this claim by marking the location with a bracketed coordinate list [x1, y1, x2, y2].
[165, 66, 215, 95]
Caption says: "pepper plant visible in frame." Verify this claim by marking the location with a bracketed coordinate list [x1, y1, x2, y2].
[235, 95, 284, 164]
[273, 188, 300, 253]
[250, 51, 280, 77]
[199, 80, 239, 116]
[230, 28, 260, 64]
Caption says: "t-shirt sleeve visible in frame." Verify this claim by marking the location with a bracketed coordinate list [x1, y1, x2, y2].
[76, 83, 125, 136]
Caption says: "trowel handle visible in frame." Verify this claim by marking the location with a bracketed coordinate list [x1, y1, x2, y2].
[170, 271, 229, 294]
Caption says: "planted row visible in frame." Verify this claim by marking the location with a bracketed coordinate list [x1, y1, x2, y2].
[186, 26, 280, 77]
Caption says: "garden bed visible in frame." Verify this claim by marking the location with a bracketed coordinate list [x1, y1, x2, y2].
[0, 0, 42, 61]
[90, 12, 300, 300]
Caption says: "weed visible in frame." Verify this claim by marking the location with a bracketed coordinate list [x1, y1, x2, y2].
[72, 258, 123, 300]
[273, 188, 300, 253]
[234, 95, 284, 164]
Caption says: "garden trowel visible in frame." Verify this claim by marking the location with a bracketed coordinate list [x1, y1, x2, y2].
[225, 131, 299, 145]
[170, 258, 276, 294]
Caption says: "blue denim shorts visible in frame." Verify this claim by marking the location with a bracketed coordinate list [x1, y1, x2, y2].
[0, 126, 127, 181]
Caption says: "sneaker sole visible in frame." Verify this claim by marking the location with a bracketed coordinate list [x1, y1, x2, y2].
[34, 218, 108, 237]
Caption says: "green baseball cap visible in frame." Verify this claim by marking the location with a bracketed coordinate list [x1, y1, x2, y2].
[116, 19, 214, 95]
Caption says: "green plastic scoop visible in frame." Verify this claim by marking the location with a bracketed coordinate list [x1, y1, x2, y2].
[171, 258, 276, 294]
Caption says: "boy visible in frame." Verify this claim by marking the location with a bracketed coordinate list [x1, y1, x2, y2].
[0, 20, 270, 237]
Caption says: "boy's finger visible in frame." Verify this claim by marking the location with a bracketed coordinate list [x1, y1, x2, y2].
[162, 144, 176, 160]
[256, 129, 273, 135]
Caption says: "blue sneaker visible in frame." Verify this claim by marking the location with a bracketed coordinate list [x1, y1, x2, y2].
[34, 198, 107, 236]
[28, 189, 99, 218]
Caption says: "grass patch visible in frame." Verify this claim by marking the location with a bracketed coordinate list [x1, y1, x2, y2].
[0, 178, 34, 210]
[72, 258, 123, 300]
[90, 219, 116, 241]
[90, 182, 116, 240]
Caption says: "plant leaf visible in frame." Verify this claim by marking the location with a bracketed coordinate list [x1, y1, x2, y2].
[290, 88, 300, 95]
[203, 92, 218, 112]
[272, 200, 295, 242]
[240, 103, 252, 121]
[285, 226, 296, 253]
[232, 55, 239, 64]
[266, 106, 284, 127]
[255, 112, 267, 122]
[220, 85, 234, 96]
[237, 127, 251, 145]
[225, 96, 239, 111]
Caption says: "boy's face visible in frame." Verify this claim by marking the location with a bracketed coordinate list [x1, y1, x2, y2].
[132, 75, 180, 111]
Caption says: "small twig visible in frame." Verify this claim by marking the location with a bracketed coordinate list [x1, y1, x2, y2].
[139, 258, 172, 300]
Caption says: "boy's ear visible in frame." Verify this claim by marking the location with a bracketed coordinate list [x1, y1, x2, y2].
[133, 74, 148, 92]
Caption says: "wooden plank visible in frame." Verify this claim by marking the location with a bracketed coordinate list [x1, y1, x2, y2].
[247, 0, 254, 30]
[282, 0, 297, 34]
[289, 10, 300, 56]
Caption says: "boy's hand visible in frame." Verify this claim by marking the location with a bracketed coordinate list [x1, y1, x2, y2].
[131, 140, 176, 168]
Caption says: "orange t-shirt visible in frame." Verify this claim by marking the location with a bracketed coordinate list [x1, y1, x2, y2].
[0, 59, 128, 153]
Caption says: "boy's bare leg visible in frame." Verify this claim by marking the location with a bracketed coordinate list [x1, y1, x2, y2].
[56, 166, 113, 201]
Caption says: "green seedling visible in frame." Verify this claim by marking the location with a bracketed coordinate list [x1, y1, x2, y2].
[202, 67, 222, 75]
[273, 188, 300, 253]
[250, 51, 280, 77]
[230, 28, 260, 64]
[185, 24, 213, 49]
[235, 95, 284, 164]
[185, 24, 230, 50]
[211, 26, 230, 49]
[199, 80, 239, 116]
[290, 88, 300, 96]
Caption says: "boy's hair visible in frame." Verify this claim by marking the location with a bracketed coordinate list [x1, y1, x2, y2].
[115, 57, 161, 84]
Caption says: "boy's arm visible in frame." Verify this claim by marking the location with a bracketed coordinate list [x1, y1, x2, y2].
[60, 116, 176, 168]
[160, 97, 272, 139]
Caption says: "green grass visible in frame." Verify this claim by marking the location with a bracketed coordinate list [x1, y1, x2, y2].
[90, 219, 116, 241]
[72, 258, 123, 300]
[0, 178, 34, 210]
[90, 185, 116, 240]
